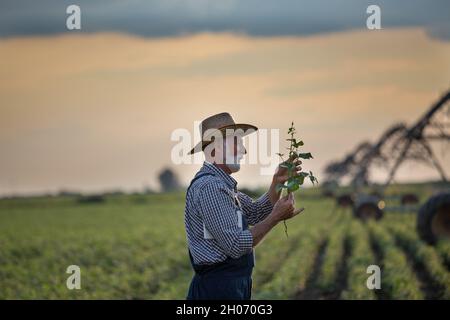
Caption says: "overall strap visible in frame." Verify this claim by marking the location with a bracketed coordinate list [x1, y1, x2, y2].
[186, 171, 254, 275]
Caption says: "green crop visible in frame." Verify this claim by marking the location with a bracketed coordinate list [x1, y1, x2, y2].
[275, 122, 318, 237]
[0, 181, 448, 299]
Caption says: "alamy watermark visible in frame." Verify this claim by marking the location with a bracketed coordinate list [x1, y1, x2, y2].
[66, 265, 81, 290]
[366, 5, 382, 30]
[171, 121, 282, 175]
[366, 264, 381, 290]
[65, 4, 381, 33]
[66, 5, 81, 30]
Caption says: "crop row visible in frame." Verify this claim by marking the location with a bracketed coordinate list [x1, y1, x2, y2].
[340, 219, 377, 299]
[254, 225, 327, 299]
[386, 223, 450, 299]
[315, 216, 349, 297]
[367, 221, 423, 299]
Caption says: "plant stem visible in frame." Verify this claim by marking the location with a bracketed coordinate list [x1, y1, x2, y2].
[283, 123, 295, 238]
[283, 220, 289, 238]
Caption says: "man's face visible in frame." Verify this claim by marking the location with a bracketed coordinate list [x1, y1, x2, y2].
[208, 134, 246, 173]
[224, 135, 246, 173]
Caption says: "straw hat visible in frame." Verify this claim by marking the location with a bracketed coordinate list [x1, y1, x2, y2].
[188, 112, 258, 155]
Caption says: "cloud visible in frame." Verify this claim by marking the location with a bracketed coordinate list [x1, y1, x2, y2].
[0, 0, 449, 40]
[0, 29, 449, 195]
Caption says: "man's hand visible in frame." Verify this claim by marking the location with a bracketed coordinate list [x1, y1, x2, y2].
[270, 193, 304, 223]
[273, 158, 302, 185]
[250, 193, 304, 247]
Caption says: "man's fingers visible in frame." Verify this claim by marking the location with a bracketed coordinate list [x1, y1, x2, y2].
[293, 207, 305, 216]
[283, 157, 302, 166]
[288, 191, 295, 203]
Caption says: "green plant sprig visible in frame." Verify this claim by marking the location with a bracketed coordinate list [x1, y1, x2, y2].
[275, 122, 318, 237]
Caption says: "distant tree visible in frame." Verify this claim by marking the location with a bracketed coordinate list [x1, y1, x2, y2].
[58, 189, 82, 197]
[158, 168, 181, 192]
[77, 194, 105, 204]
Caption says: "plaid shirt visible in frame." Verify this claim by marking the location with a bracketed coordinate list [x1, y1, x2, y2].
[185, 161, 274, 265]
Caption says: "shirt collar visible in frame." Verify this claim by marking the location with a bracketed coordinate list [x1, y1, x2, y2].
[202, 161, 237, 190]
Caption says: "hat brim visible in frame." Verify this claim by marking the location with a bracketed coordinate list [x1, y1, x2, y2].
[188, 123, 258, 155]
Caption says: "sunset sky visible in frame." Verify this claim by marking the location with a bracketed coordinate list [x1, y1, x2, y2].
[0, 1, 449, 195]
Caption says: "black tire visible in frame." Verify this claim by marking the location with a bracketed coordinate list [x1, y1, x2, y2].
[353, 198, 383, 221]
[401, 193, 419, 205]
[336, 194, 354, 208]
[417, 193, 450, 245]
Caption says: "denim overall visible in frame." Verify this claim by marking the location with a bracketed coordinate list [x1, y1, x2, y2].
[186, 173, 254, 300]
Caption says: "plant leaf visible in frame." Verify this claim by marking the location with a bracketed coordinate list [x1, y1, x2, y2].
[295, 175, 305, 185]
[299, 172, 309, 178]
[297, 152, 313, 159]
[308, 171, 319, 185]
[287, 183, 299, 192]
[286, 179, 299, 192]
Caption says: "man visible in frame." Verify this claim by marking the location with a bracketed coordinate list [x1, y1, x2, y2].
[184, 112, 304, 300]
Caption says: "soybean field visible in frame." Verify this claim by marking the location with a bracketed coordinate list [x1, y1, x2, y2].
[0, 184, 449, 299]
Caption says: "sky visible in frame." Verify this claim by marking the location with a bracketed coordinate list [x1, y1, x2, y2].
[1, 0, 449, 39]
[0, 1, 449, 195]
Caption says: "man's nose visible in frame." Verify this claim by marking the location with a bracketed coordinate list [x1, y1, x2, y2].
[237, 144, 246, 154]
